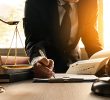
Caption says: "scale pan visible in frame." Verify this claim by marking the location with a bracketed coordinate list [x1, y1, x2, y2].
[1, 64, 32, 69]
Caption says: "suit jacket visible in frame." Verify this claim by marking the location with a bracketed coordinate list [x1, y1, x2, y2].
[23, 0, 103, 73]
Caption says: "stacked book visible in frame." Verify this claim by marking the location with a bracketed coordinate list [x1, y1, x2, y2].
[0, 64, 33, 82]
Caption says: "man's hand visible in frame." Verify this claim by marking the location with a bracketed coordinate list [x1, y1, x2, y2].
[33, 57, 54, 78]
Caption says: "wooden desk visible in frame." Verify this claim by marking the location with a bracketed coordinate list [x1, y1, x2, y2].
[0, 80, 110, 100]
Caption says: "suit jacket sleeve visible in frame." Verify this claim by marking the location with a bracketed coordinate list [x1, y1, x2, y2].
[23, 0, 50, 61]
[78, 0, 103, 57]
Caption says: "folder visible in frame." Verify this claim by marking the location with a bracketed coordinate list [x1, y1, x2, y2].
[33, 74, 98, 83]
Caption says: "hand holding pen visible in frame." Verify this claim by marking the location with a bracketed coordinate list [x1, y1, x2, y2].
[33, 49, 55, 78]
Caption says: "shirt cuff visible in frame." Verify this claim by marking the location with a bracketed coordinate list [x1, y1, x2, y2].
[31, 56, 44, 66]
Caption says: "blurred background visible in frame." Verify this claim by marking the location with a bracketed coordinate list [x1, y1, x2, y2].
[0, 0, 109, 56]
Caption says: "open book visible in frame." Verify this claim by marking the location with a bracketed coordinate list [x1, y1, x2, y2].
[66, 49, 110, 75]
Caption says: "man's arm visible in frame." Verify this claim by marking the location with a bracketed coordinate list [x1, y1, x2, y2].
[78, 0, 103, 57]
[23, 0, 54, 78]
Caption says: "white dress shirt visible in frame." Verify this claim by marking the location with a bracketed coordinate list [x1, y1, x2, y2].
[58, 0, 78, 45]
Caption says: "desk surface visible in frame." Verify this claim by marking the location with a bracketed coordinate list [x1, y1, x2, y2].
[0, 80, 110, 100]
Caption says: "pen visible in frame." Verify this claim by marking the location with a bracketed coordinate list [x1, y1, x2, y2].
[39, 49, 46, 57]
[39, 49, 55, 78]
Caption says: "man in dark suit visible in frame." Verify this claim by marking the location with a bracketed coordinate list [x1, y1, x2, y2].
[23, 0, 103, 78]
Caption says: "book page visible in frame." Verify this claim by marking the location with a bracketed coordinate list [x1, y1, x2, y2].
[90, 49, 110, 59]
[66, 57, 109, 74]
[66, 49, 110, 75]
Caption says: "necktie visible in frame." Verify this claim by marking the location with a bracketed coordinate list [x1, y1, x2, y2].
[60, 3, 71, 49]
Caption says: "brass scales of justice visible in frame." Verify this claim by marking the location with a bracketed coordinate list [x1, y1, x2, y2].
[0, 18, 32, 69]
[0, 19, 32, 93]
[0, 18, 32, 93]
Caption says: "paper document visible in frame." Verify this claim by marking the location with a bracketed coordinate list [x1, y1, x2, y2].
[54, 73, 97, 80]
